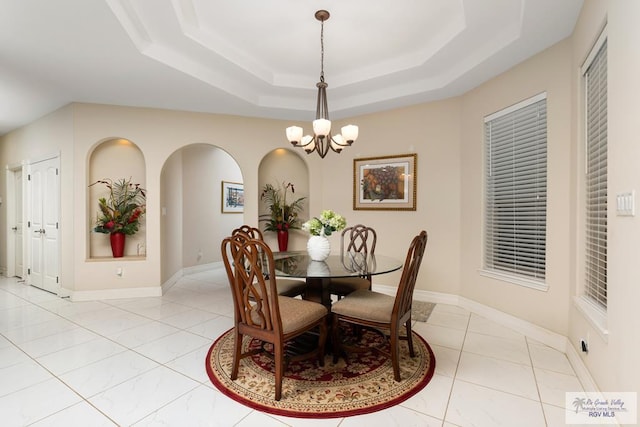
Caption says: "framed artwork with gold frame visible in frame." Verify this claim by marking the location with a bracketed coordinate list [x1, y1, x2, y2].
[353, 154, 417, 211]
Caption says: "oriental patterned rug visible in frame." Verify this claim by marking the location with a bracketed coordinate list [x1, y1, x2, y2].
[205, 327, 435, 419]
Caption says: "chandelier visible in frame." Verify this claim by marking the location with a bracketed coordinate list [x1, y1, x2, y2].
[286, 10, 359, 159]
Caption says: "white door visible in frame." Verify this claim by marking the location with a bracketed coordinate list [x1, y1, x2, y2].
[28, 157, 60, 294]
[13, 170, 24, 278]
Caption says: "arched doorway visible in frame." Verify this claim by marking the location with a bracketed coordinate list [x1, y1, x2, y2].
[160, 144, 243, 284]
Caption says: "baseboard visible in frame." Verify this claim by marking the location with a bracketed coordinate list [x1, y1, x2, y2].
[182, 262, 222, 276]
[67, 262, 224, 301]
[375, 284, 598, 393]
[161, 269, 184, 294]
[564, 338, 600, 392]
[161, 262, 224, 294]
[70, 286, 162, 301]
[458, 296, 568, 353]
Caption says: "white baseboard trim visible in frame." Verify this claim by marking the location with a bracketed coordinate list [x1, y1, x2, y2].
[375, 284, 597, 395]
[182, 262, 222, 276]
[161, 262, 225, 294]
[564, 339, 600, 393]
[458, 296, 567, 353]
[66, 262, 226, 301]
[161, 269, 184, 294]
[70, 286, 163, 301]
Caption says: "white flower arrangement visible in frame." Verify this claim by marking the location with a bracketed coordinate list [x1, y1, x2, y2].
[302, 209, 347, 236]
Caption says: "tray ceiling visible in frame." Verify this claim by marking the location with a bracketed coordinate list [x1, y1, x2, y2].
[0, 0, 583, 136]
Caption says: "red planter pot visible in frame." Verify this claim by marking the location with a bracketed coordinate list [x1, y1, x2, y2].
[277, 230, 289, 252]
[110, 232, 126, 257]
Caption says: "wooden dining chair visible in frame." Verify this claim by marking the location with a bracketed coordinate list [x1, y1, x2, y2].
[221, 235, 328, 401]
[329, 224, 377, 298]
[331, 230, 428, 381]
[231, 225, 306, 298]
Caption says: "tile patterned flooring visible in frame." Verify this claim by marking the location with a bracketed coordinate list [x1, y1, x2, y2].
[0, 268, 584, 426]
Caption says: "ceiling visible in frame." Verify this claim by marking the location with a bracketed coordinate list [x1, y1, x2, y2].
[0, 0, 584, 137]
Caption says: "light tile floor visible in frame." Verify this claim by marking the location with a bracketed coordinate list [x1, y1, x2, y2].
[0, 268, 584, 426]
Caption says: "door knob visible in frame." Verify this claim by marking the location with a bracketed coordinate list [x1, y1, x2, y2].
[11, 226, 17, 231]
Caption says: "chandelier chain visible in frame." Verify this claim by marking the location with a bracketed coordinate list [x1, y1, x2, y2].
[320, 19, 325, 82]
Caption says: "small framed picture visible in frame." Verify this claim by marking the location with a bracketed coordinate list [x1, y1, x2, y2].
[353, 154, 417, 211]
[221, 181, 244, 213]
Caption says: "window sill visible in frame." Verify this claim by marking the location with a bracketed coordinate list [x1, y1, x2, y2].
[573, 296, 609, 342]
[479, 269, 548, 292]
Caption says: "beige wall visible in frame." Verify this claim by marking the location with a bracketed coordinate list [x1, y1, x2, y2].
[160, 149, 183, 284]
[319, 98, 463, 293]
[0, 106, 74, 288]
[569, 0, 640, 401]
[179, 144, 243, 267]
[459, 39, 574, 335]
[66, 103, 327, 294]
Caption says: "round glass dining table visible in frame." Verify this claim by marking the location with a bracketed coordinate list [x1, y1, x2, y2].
[272, 251, 403, 309]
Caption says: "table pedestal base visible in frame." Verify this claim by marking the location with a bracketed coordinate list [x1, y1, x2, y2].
[303, 277, 333, 311]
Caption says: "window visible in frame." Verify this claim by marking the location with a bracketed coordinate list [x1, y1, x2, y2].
[484, 93, 547, 286]
[583, 34, 607, 309]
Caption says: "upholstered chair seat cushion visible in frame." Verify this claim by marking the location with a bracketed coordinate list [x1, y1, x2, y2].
[249, 296, 327, 334]
[329, 277, 370, 296]
[331, 289, 394, 323]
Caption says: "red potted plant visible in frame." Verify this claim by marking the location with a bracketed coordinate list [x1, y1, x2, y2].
[90, 178, 146, 257]
[259, 182, 305, 251]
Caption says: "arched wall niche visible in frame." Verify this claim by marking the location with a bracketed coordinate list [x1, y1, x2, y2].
[87, 138, 146, 259]
[160, 143, 243, 284]
[258, 148, 310, 252]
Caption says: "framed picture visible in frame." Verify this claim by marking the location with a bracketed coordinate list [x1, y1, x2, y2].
[221, 181, 244, 213]
[353, 154, 417, 211]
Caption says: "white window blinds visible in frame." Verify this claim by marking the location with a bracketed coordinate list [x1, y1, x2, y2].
[584, 38, 607, 309]
[484, 94, 547, 282]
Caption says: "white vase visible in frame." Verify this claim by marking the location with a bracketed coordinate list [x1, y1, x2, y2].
[307, 235, 331, 261]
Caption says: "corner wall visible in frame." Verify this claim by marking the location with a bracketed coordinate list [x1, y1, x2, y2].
[459, 39, 574, 335]
[569, 0, 640, 402]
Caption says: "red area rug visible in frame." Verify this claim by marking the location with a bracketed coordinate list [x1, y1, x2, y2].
[205, 327, 435, 418]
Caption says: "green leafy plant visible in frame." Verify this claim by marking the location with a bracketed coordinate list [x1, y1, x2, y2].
[259, 182, 306, 232]
[302, 209, 346, 236]
[90, 178, 146, 235]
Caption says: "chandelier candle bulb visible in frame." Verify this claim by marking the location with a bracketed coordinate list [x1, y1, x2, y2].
[342, 125, 358, 143]
[286, 126, 303, 144]
[313, 118, 331, 136]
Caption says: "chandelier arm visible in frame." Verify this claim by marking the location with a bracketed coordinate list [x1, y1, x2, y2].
[330, 135, 350, 147]
[297, 139, 314, 148]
